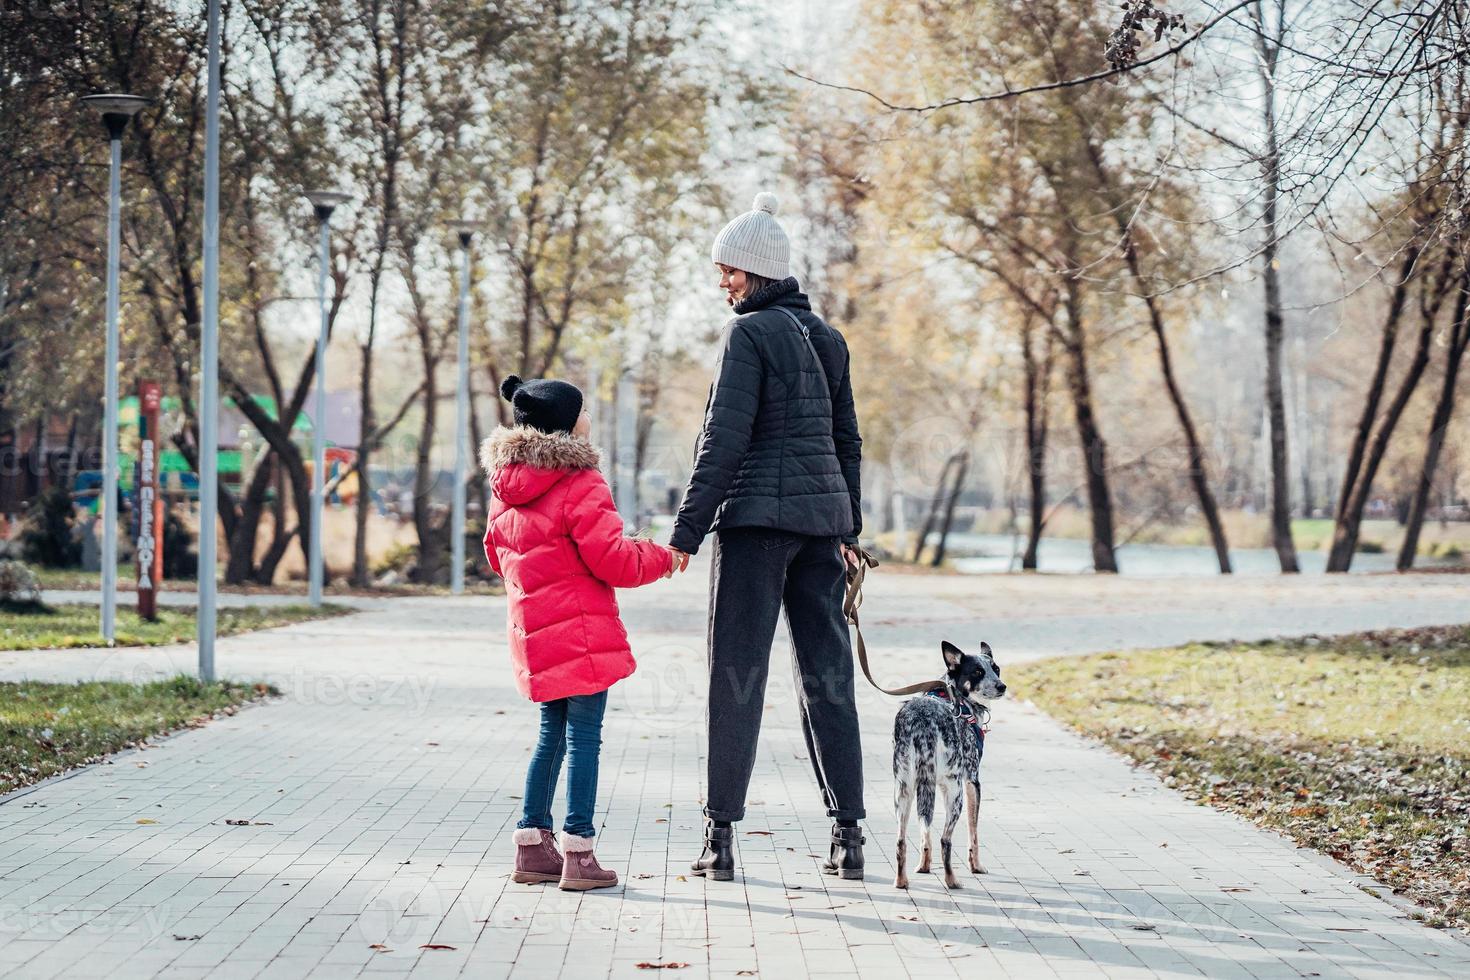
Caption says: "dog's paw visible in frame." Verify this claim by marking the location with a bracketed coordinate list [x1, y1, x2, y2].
[944, 874, 961, 889]
[894, 876, 908, 890]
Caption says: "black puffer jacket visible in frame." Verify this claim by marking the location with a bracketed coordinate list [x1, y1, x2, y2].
[670, 277, 861, 555]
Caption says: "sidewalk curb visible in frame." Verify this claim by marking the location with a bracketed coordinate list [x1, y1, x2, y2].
[1021, 699, 1470, 949]
[0, 689, 278, 808]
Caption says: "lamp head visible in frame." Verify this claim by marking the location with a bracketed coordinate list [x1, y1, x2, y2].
[447, 219, 483, 249]
[304, 189, 353, 223]
[81, 93, 152, 140]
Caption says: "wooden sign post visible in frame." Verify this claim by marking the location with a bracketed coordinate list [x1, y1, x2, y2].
[136, 380, 164, 621]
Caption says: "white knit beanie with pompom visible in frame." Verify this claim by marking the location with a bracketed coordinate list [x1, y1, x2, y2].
[710, 192, 790, 280]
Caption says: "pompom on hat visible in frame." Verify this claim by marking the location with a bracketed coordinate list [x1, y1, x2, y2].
[710, 192, 790, 280]
[500, 375, 584, 434]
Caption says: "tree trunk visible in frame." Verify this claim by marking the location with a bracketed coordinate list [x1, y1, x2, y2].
[254, 457, 290, 584]
[1327, 258, 1451, 571]
[1080, 139, 1231, 572]
[1397, 274, 1470, 570]
[912, 453, 959, 564]
[1020, 314, 1053, 571]
[1325, 247, 1423, 570]
[931, 451, 970, 568]
[352, 336, 376, 587]
[1059, 280, 1117, 573]
[467, 378, 487, 514]
[413, 347, 445, 585]
[61, 414, 79, 490]
[1125, 240, 1231, 573]
[224, 445, 280, 584]
[1257, 3, 1299, 573]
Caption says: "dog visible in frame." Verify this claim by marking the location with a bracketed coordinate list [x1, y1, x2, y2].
[892, 640, 1005, 889]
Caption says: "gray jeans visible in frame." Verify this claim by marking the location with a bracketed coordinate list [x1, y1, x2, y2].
[704, 527, 865, 822]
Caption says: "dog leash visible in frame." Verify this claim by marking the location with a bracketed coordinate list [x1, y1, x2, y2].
[767, 304, 948, 700]
[844, 549, 947, 697]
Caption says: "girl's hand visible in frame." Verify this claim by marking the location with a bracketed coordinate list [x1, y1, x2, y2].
[667, 547, 690, 575]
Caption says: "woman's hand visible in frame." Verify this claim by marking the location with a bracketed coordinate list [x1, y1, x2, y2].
[840, 544, 861, 572]
[667, 547, 690, 576]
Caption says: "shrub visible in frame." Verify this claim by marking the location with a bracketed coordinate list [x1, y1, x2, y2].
[0, 559, 43, 609]
[161, 508, 198, 579]
[20, 486, 83, 568]
[372, 541, 418, 578]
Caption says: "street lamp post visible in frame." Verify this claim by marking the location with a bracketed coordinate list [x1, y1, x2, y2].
[197, 0, 222, 682]
[81, 93, 151, 646]
[304, 190, 352, 607]
[446, 220, 481, 595]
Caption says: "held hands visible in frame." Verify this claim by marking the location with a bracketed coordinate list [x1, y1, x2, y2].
[665, 546, 691, 578]
[661, 545, 849, 578]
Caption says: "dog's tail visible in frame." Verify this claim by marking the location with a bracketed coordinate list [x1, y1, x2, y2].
[914, 750, 936, 827]
[893, 709, 937, 827]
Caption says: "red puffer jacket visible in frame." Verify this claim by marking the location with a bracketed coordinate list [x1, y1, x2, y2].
[481, 426, 672, 702]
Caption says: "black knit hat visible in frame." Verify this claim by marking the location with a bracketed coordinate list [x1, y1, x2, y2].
[500, 375, 584, 434]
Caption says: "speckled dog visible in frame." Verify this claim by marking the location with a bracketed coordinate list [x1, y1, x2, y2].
[892, 641, 1006, 889]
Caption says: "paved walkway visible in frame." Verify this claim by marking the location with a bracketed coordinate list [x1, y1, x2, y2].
[1, 568, 1468, 979]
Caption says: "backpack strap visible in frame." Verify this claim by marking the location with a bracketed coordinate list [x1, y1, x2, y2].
[770, 306, 831, 392]
[771, 307, 940, 697]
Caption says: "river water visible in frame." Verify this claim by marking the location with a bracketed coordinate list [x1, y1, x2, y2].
[941, 532, 1465, 576]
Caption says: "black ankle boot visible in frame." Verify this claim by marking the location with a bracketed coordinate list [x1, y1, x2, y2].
[822, 823, 865, 880]
[691, 822, 735, 881]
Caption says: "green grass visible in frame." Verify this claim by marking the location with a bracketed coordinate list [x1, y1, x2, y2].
[28, 564, 503, 597]
[0, 602, 353, 651]
[1013, 625, 1470, 930]
[0, 676, 273, 794]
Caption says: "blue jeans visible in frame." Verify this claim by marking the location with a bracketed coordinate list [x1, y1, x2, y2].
[516, 691, 607, 839]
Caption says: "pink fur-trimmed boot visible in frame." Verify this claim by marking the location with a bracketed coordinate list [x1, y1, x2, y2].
[512, 828, 563, 884]
[558, 833, 618, 891]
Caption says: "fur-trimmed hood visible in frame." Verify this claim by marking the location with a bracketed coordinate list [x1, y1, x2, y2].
[480, 425, 601, 506]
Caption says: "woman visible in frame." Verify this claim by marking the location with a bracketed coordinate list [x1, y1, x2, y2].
[667, 192, 866, 881]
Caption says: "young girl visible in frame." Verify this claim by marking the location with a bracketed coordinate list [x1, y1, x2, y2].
[481, 374, 674, 891]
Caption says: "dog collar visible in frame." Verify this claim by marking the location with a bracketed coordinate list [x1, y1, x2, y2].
[926, 688, 990, 736]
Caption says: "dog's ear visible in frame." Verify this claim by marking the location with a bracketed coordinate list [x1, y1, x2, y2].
[979, 641, 993, 660]
[941, 641, 963, 670]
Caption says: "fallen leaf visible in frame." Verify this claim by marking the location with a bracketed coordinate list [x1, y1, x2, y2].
[369, 943, 392, 951]
[635, 964, 688, 970]
[419, 943, 457, 950]
[136, 819, 158, 825]
[173, 934, 201, 941]
[1220, 887, 1250, 893]
[745, 831, 773, 836]
[675, 875, 687, 882]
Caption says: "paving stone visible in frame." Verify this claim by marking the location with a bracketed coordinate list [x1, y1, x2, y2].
[2, 575, 1468, 978]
